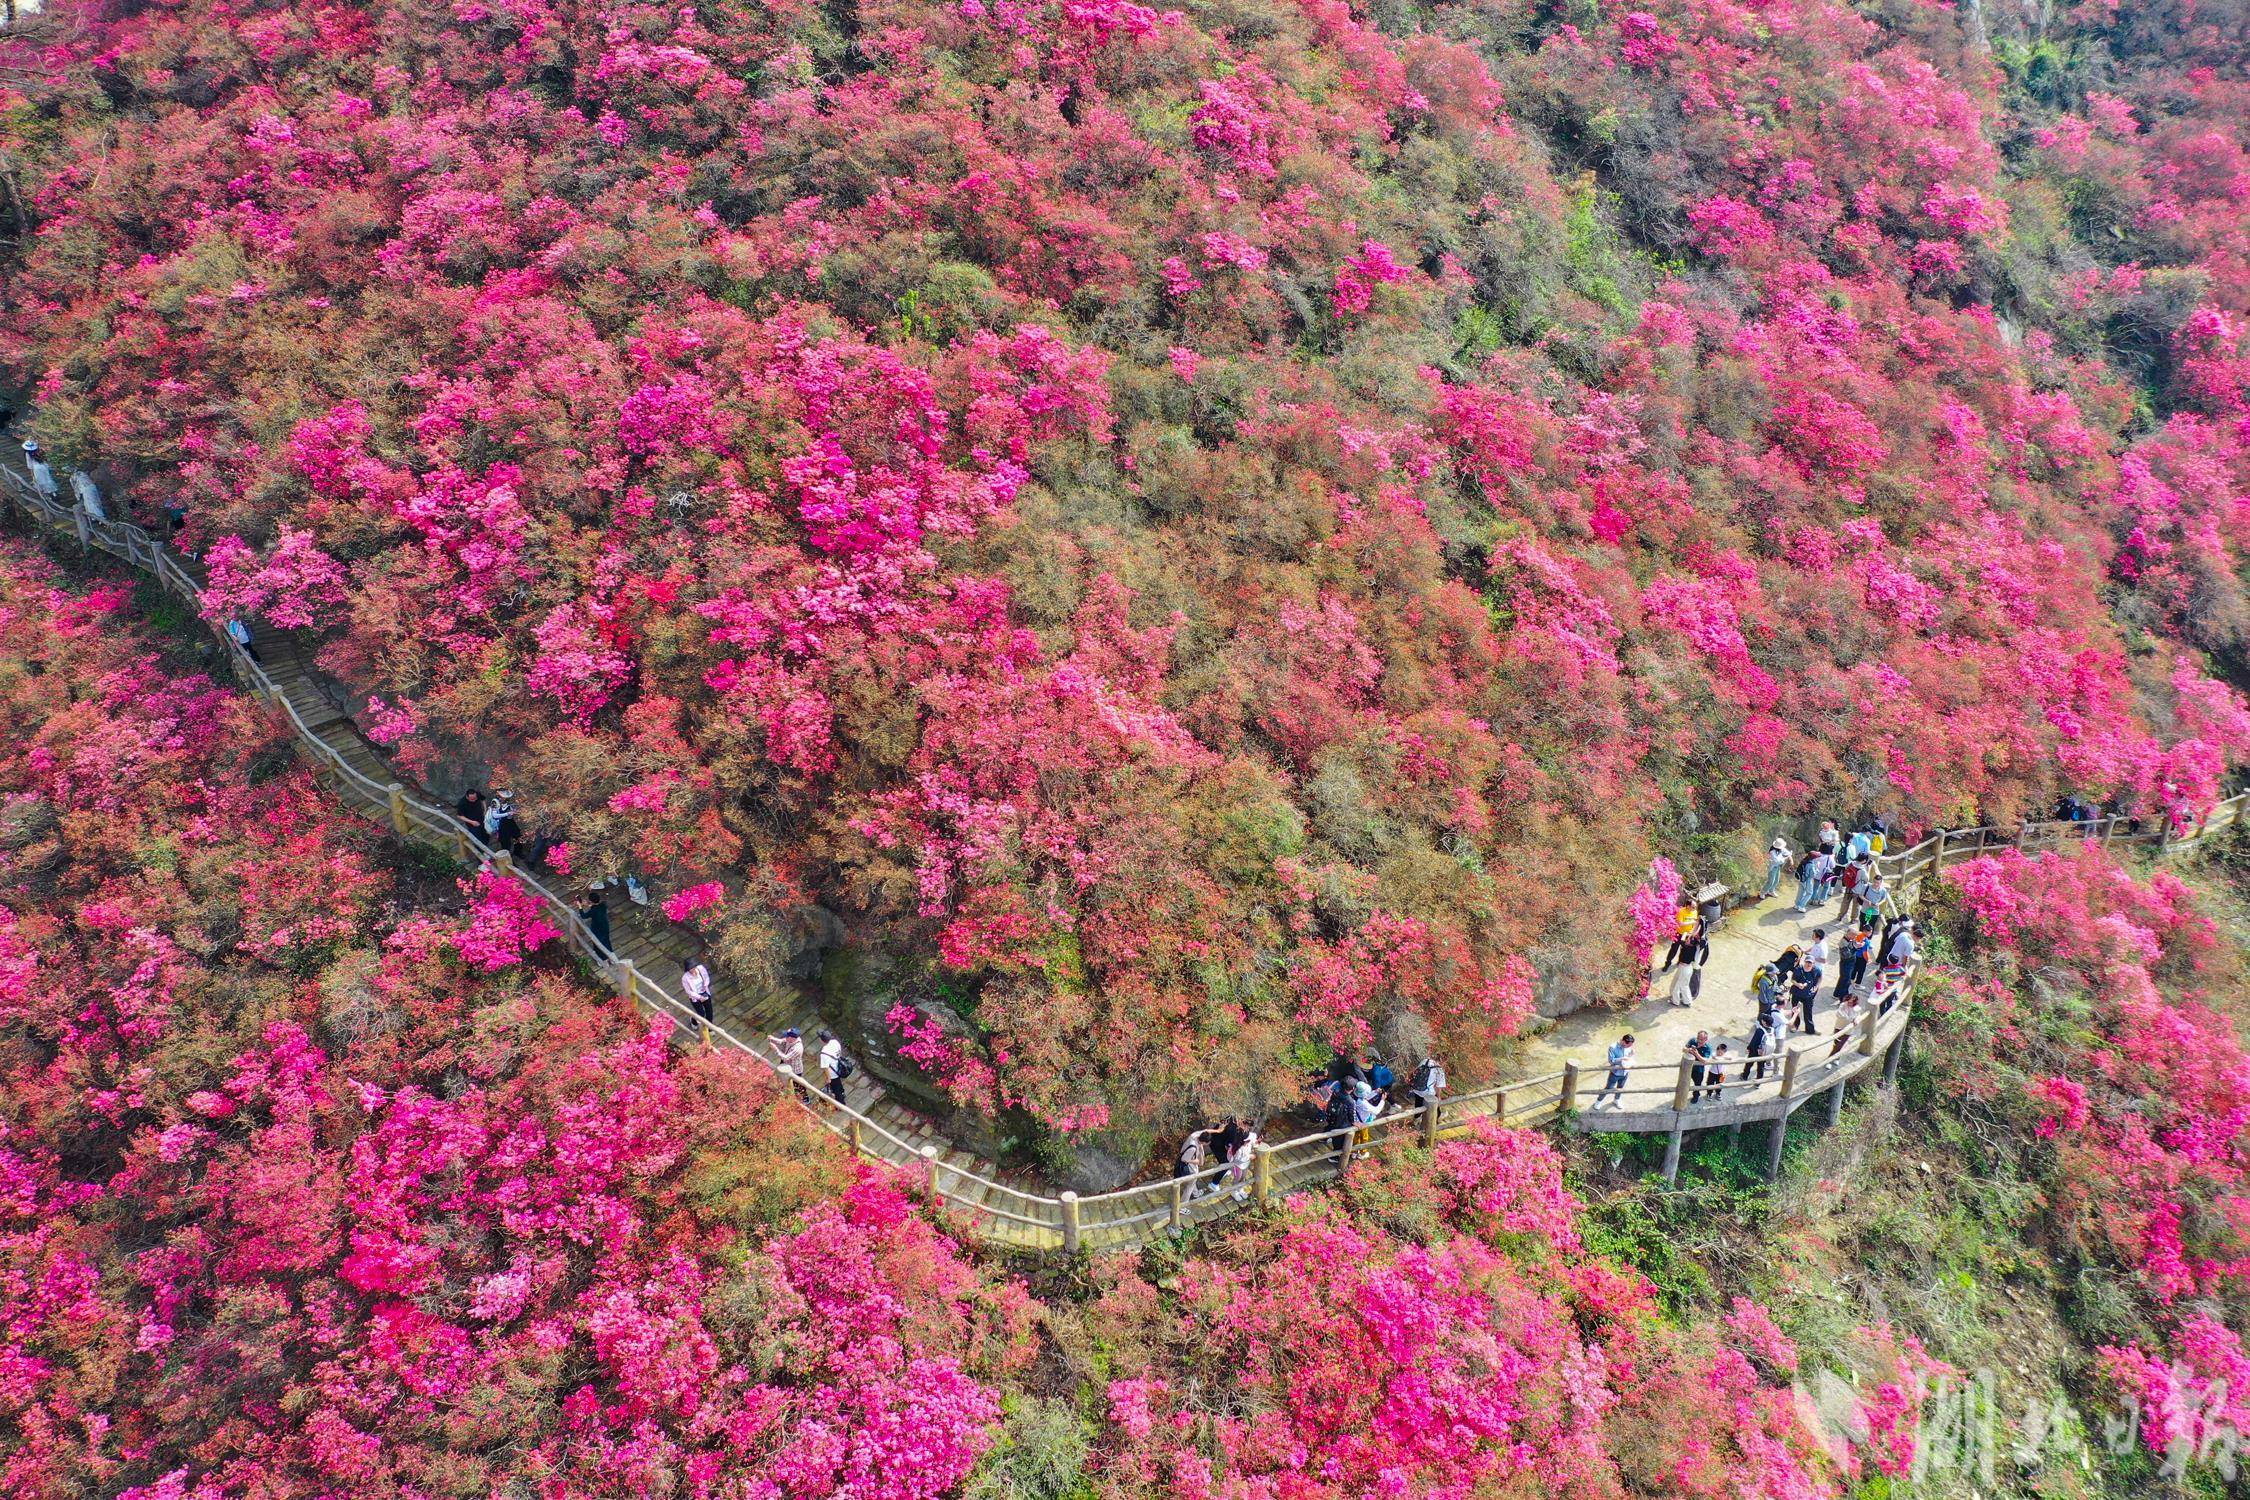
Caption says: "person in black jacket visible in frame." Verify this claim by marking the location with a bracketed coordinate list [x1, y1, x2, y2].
[579, 887, 612, 955]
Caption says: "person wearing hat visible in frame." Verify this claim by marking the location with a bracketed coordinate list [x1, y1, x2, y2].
[768, 1027, 805, 1078]
[1763, 835, 1792, 898]
[22, 439, 55, 500]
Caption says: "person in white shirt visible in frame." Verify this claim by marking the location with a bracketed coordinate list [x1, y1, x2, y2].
[69, 469, 105, 523]
[681, 958, 714, 1023]
[1408, 1054, 1447, 1108]
[817, 1030, 849, 1104]
[23, 439, 55, 499]
[1763, 836, 1791, 897]
[1807, 929, 1830, 969]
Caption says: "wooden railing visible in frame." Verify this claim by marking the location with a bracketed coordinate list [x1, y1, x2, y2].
[8, 465, 2246, 1248]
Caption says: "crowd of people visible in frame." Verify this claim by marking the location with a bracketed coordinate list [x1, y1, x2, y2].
[1595, 817, 1921, 1113]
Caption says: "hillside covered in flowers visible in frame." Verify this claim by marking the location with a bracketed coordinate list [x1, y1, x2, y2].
[0, 538, 1976, 1499]
[3, 0, 2250, 1168]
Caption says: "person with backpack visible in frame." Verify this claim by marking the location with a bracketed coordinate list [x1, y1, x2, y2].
[1663, 900, 1699, 970]
[1858, 872, 1889, 931]
[1792, 849, 1821, 912]
[818, 1030, 854, 1105]
[1594, 1033, 1635, 1108]
[1747, 1015, 1777, 1080]
[1174, 1127, 1211, 1196]
[1324, 1074, 1357, 1164]
[1408, 1053, 1447, 1109]
[1835, 928, 1871, 1000]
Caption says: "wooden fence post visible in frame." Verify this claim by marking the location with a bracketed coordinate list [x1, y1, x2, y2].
[847, 1117, 864, 1158]
[1671, 1053, 1695, 1112]
[1492, 1087, 1510, 1126]
[923, 1145, 943, 1212]
[1857, 1006, 1879, 1058]
[1826, 1076, 1847, 1126]
[1060, 1191, 1081, 1254]
[1661, 1054, 1695, 1186]
[1252, 1143, 1273, 1207]
[386, 782, 410, 837]
[1558, 1061, 1581, 1115]
[616, 960, 638, 1005]
[1884, 1030, 1907, 1086]
[1420, 1095, 1440, 1148]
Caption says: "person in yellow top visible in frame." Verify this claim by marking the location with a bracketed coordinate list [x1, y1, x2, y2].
[1662, 900, 1701, 971]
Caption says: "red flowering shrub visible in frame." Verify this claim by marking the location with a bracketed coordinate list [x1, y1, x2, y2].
[4, 0, 2250, 1166]
[1928, 843, 2250, 1472]
[0, 543, 1035, 1499]
[1082, 1120, 1936, 1498]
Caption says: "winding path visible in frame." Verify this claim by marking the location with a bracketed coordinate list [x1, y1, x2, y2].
[6, 462, 2242, 1250]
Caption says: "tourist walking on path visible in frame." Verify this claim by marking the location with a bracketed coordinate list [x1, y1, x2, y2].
[579, 887, 611, 955]
[682, 956, 715, 1024]
[818, 1030, 852, 1105]
[456, 787, 486, 836]
[1792, 849, 1821, 912]
[224, 617, 261, 666]
[768, 1026, 805, 1078]
[1670, 959, 1701, 1007]
[1594, 1033, 1635, 1108]
[23, 439, 54, 500]
[1174, 1128, 1210, 1195]
[1408, 1053, 1447, 1109]
[1763, 836, 1791, 898]
[70, 470, 106, 523]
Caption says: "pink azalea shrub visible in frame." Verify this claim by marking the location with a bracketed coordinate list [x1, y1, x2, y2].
[0, 544, 1032, 1499]
[4, 0, 2249, 1165]
[1932, 844, 2250, 1467]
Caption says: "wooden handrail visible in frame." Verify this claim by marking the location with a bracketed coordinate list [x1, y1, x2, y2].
[6, 459, 2242, 1249]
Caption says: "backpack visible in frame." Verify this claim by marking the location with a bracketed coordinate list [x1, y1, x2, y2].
[833, 1053, 857, 1082]
[1369, 1062, 1395, 1091]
